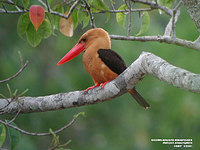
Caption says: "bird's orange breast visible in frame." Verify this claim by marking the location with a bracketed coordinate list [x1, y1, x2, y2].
[83, 50, 118, 84]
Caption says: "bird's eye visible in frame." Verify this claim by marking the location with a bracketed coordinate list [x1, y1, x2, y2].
[82, 38, 86, 42]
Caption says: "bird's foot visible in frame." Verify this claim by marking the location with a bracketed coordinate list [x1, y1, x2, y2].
[85, 83, 100, 92]
[101, 81, 110, 88]
[85, 81, 110, 92]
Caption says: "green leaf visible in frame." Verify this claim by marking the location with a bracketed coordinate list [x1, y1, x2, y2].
[39, 19, 53, 39]
[158, 0, 175, 8]
[90, 0, 108, 11]
[17, 13, 31, 39]
[26, 18, 52, 47]
[78, 10, 89, 28]
[22, 0, 30, 9]
[46, 12, 54, 27]
[136, 12, 150, 36]
[116, 4, 127, 27]
[72, 9, 78, 30]
[82, 16, 89, 29]
[48, 0, 54, 7]
[46, 12, 55, 35]
[53, 4, 64, 30]
[26, 23, 42, 47]
[90, 0, 110, 22]
[0, 124, 6, 147]
[46, 13, 54, 26]
[7, 122, 21, 150]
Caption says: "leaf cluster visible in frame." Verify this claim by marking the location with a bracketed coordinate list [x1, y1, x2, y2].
[0, 122, 20, 150]
[15, 0, 159, 47]
[2, 0, 176, 47]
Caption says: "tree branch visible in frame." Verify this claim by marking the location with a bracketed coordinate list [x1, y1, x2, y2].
[0, 0, 24, 9]
[132, 0, 173, 16]
[164, 9, 180, 37]
[83, 0, 96, 28]
[0, 9, 28, 14]
[0, 61, 29, 84]
[126, 0, 132, 36]
[92, 8, 153, 14]
[0, 52, 199, 114]
[0, 113, 80, 136]
[110, 34, 200, 51]
[38, 0, 47, 8]
[182, 0, 200, 33]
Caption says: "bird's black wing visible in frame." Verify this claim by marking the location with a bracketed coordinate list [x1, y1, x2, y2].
[98, 49, 150, 108]
[97, 49, 126, 75]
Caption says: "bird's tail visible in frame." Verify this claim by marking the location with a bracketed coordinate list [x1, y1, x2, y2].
[129, 88, 150, 109]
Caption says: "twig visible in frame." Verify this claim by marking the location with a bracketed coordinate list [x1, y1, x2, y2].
[8, 107, 21, 123]
[63, 0, 76, 5]
[0, 97, 10, 111]
[0, 61, 29, 84]
[164, 9, 180, 36]
[0, 114, 79, 136]
[15, 5, 21, 11]
[83, 0, 96, 28]
[0, 0, 158, 20]
[47, 0, 80, 19]
[0, 108, 10, 115]
[126, 0, 132, 36]
[18, 51, 23, 67]
[0, 4, 152, 17]
[171, 1, 182, 38]
[194, 36, 200, 44]
[0, 0, 24, 9]
[7, 84, 12, 98]
[0, 9, 28, 14]
[67, 0, 80, 18]
[171, 10, 176, 38]
[173, 0, 183, 11]
[7, 96, 24, 123]
[110, 0, 115, 10]
[38, 0, 47, 8]
[50, 11, 70, 19]
[132, 0, 172, 16]
[2, 3, 7, 13]
[45, 0, 51, 12]
[91, 5, 153, 13]
[50, 0, 80, 19]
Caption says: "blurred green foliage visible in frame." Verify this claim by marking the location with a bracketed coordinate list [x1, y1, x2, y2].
[0, 3, 200, 150]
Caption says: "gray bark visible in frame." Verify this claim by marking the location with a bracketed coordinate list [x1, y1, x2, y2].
[1, 0, 200, 115]
[182, 0, 200, 32]
[1, 52, 199, 114]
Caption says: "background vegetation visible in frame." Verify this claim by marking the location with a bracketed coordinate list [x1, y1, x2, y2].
[0, 1, 200, 149]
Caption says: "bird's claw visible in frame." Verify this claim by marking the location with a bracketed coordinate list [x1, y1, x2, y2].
[85, 81, 110, 92]
[100, 81, 110, 88]
[85, 83, 100, 92]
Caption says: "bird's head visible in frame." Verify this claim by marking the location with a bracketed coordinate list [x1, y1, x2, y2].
[57, 28, 111, 65]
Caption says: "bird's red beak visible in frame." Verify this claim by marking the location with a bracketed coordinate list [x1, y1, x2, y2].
[57, 43, 85, 65]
